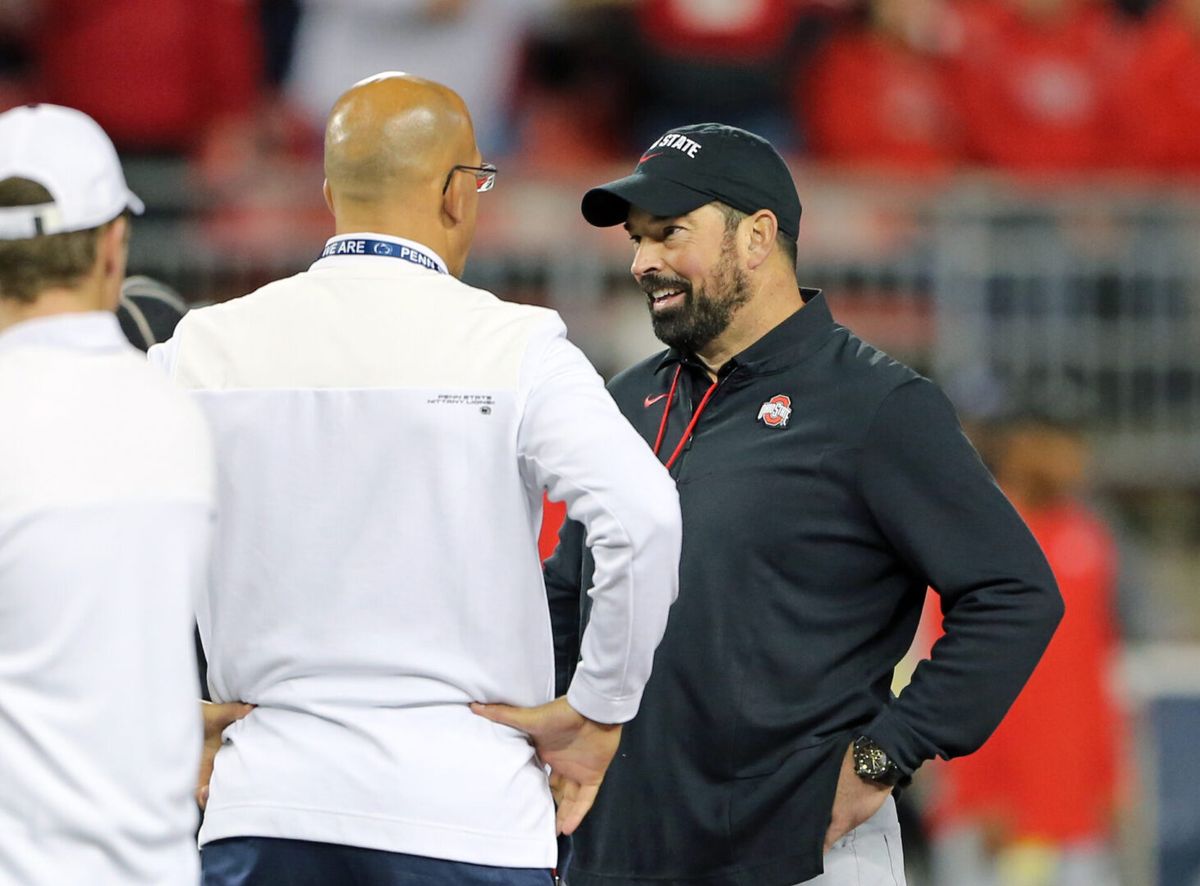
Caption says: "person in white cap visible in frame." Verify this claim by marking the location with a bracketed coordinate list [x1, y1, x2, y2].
[0, 103, 220, 885]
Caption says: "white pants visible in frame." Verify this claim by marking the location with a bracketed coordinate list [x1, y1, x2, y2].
[798, 796, 907, 886]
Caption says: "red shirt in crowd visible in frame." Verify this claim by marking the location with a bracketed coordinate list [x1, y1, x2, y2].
[33, 0, 261, 152]
[1110, 1, 1200, 173]
[803, 24, 961, 173]
[927, 499, 1125, 843]
[949, 0, 1123, 172]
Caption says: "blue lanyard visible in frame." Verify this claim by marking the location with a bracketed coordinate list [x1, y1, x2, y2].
[318, 238, 448, 274]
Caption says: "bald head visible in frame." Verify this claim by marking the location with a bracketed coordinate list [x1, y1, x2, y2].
[325, 72, 477, 205]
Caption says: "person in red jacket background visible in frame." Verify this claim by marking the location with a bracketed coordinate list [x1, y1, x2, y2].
[949, 0, 1125, 172]
[30, 0, 263, 153]
[924, 412, 1128, 886]
[802, 0, 965, 173]
[1110, 0, 1200, 173]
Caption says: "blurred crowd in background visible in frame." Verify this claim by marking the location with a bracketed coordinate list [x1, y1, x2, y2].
[3, 1, 1200, 884]
[1, 0, 1199, 176]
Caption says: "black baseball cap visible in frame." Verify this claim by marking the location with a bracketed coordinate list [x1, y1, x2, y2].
[581, 123, 801, 240]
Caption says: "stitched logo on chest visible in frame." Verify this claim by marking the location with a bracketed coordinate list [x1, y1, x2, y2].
[644, 393, 668, 408]
[757, 394, 792, 428]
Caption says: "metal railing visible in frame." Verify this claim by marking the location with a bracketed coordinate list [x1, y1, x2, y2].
[124, 164, 1200, 487]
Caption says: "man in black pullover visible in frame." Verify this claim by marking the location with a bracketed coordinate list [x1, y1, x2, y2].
[474, 123, 1063, 886]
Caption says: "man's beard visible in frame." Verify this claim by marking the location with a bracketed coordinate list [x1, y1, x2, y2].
[643, 249, 751, 355]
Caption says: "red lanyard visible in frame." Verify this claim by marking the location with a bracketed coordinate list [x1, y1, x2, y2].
[652, 364, 719, 471]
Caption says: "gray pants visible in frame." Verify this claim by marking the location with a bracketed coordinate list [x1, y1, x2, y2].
[799, 796, 907, 886]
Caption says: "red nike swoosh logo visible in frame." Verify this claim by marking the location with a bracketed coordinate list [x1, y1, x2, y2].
[644, 394, 668, 408]
[638, 152, 663, 165]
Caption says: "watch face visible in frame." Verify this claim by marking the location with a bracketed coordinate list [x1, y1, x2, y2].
[857, 744, 886, 776]
[854, 737, 899, 784]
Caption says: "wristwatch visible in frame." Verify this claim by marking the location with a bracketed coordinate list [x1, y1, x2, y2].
[852, 735, 902, 787]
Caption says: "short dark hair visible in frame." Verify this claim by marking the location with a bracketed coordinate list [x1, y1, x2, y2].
[0, 177, 109, 303]
[714, 202, 798, 279]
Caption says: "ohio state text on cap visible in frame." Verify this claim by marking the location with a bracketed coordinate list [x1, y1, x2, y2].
[581, 122, 802, 241]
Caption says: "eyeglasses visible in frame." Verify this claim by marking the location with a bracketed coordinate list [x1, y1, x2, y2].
[442, 163, 497, 194]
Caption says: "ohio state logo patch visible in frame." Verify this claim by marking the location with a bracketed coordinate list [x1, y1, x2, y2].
[757, 395, 792, 428]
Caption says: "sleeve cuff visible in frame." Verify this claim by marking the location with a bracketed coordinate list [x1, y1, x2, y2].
[566, 676, 642, 725]
[863, 706, 927, 776]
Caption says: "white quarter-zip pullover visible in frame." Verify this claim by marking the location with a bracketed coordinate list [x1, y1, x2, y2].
[0, 312, 214, 885]
[150, 234, 680, 867]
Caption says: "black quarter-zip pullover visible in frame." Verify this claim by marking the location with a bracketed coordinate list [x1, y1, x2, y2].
[545, 290, 1062, 886]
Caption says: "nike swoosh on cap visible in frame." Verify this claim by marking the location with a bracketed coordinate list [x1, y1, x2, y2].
[644, 394, 668, 408]
[638, 152, 663, 165]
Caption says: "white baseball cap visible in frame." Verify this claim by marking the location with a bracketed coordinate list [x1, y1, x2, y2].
[0, 103, 144, 240]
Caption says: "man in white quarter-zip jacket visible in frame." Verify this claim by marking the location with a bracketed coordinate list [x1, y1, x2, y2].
[0, 104, 215, 886]
[150, 73, 682, 886]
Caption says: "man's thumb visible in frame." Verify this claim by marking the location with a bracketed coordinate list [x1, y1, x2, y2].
[470, 702, 532, 733]
[215, 702, 254, 725]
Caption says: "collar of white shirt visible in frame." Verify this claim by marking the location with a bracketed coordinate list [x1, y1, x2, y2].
[0, 311, 129, 355]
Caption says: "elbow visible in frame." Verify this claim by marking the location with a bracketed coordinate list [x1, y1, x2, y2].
[619, 475, 682, 591]
[1027, 563, 1065, 645]
[637, 475, 682, 555]
[1046, 580, 1066, 627]
[1043, 577, 1066, 635]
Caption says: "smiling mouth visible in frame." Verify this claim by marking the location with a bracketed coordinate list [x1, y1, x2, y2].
[647, 288, 687, 311]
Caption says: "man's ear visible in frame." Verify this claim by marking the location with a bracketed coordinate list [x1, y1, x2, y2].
[744, 210, 779, 271]
[323, 179, 335, 217]
[96, 216, 129, 311]
[100, 216, 128, 277]
[442, 170, 469, 226]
